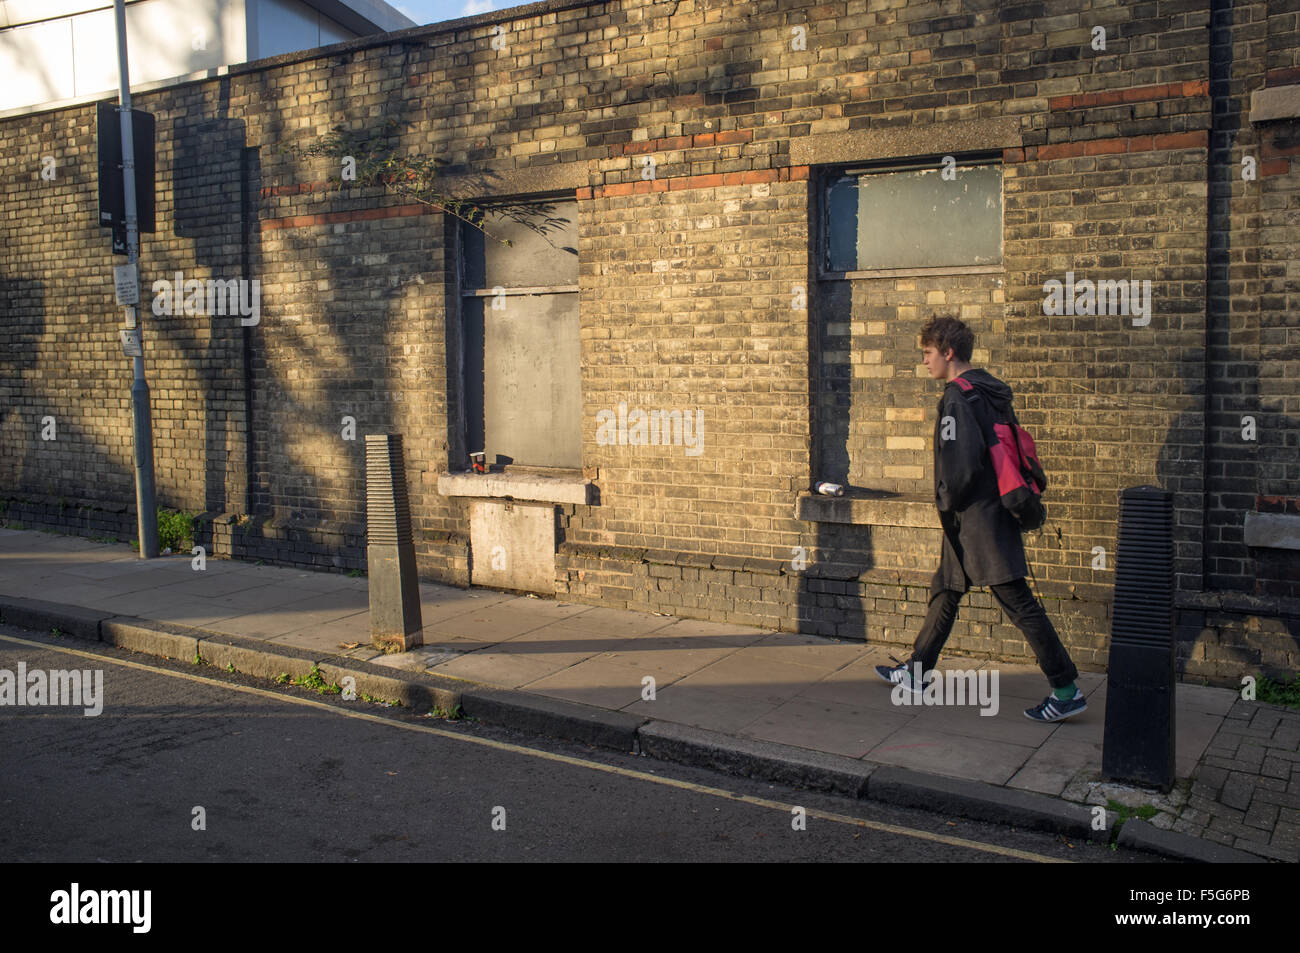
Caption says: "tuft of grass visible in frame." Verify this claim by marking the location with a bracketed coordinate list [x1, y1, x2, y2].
[1106, 799, 1160, 834]
[347, 569, 365, 578]
[274, 672, 290, 684]
[1257, 672, 1300, 709]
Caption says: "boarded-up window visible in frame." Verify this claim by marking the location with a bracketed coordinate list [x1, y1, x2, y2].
[825, 163, 1002, 271]
[460, 201, 580, 469]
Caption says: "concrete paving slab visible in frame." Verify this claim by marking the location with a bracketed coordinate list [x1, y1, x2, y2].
[647, 617, 769, 647]
[270, 570, 368, 592]
[865, 726, 1036, 785]
[623, 683, 784, 734]
[269, 616, 370, 655]
[417, 631, 499, 654]
[512, 614, 660, 642]
[418, 583, 513, 606]
[415, 597, 502, 626]
[203, 609, 327, 642]
[202, 584, 324, 613]
[523, 655, 663, 710]
[126, 599, 250, 629]
[741, 695, 914, 759]
[154, 572, 293, 598]
[498, 621, 634, 653]
[56, 559, 183, 581]
[78, 588, 239, 622]
[433, 649, 582, 689]
[423, 609, 551, 641]
[588, 642, 739, 682]
[1006, 737, 1104, 796]
[254, 596, 370, 634]
[1176, 681, 1240, 716]
[740, 636, 870, 673]
[553, 604, 680, 637]
[477, 596, 593, 625]
[28, 581, 138, 609]
[670, 653, 823, 706]
[366, 649, 444, 673]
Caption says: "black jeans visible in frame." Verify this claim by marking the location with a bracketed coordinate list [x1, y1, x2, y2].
[909, 572, 1079, 689]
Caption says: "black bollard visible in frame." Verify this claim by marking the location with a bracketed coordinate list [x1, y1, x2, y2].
[365, 434, 423, 652]
[1102, 485, 1176, 791]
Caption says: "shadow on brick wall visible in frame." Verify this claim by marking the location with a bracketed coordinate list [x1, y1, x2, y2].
[170, 79, 253, 520]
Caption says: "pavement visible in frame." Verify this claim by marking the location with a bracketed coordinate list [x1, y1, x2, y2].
[1, 525, 1296, 863]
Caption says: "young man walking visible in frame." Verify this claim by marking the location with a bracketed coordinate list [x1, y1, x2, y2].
[876, 316, 1087, 722]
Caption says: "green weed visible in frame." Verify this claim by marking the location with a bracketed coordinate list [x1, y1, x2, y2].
[1257, 672, 1300, 709]
[293, 664, 342, 695]
[157, 508, 196, 552]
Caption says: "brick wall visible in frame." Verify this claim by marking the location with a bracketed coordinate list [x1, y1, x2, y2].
[2, 0, 1297, 684]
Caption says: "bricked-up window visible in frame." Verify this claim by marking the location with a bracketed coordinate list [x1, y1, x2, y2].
[460, 200, 580, 469]
[823, 160, 1003, 272]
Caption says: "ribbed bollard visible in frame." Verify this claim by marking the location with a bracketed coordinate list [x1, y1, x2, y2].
[1102, 485, 1176, 791]
[365, 434, 423, 652]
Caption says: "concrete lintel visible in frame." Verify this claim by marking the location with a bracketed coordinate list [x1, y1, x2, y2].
[790, 117, 1022, 167]
[439, 470, 595, 505]
[1249, 85, 1300, 124]
[796, 493, 939, 528]
[1243, 511, 1300, 551]
[436, 162, 590, 200]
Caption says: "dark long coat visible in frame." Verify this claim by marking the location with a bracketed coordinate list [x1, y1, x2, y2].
[932, 369, 1028, 593]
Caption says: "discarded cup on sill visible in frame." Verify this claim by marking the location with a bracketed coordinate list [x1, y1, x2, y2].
[815, 482, 844, 497]
[470, 451, 486, 474]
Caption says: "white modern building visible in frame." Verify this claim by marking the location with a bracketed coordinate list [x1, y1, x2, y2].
[0, 0, 417, 114]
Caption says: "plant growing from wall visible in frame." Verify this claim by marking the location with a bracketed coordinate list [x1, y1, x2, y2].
[157, 508, 196, 552]
[277, 119, 572, 248]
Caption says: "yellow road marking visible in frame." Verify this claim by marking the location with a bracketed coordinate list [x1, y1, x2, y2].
[0, 632, 1072, 863]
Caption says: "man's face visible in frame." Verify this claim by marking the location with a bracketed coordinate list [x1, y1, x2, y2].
[921, 344, 952, 380]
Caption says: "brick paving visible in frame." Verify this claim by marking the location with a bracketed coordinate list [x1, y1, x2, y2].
[1172, 699, 1300, 861]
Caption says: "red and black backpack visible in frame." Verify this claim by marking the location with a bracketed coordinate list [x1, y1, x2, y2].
[949, 376, 1048, 532]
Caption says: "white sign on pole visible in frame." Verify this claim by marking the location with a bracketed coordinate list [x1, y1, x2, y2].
[114, 263, 139, 306]
[119, 328, 143, 357]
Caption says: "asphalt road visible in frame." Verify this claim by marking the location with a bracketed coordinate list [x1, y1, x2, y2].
[0, 625, 1167, 864]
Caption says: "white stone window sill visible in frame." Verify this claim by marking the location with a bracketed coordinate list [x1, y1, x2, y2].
[437, 470, 596, 505]
[796, 492, 939, 528]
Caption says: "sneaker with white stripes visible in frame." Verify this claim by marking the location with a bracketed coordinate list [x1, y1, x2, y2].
[875, 657, 926, 696]
[1024, 688, 1087, 722]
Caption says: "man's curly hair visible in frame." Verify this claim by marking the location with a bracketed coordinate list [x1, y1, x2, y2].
[920, 315, 975, 363]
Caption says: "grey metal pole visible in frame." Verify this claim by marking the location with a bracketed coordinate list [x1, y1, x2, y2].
[114, 0, 158, 558]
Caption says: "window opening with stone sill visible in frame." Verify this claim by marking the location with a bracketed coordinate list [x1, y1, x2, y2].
[813, 157, 1005, 504]
[459, 198, 580, 471]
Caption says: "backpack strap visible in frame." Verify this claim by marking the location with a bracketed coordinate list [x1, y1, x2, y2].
[945, 377, 993, 448]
